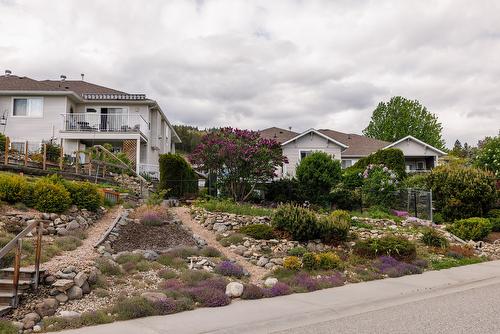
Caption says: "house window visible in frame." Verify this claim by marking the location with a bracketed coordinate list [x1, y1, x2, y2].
[417, 161, 425, 170]
[341, 159, 352, 169]
[12, 97, 43, 117]
[86, 108, 97, 113]
[300, 150, 313, 160]
[11, 141, 25, 153]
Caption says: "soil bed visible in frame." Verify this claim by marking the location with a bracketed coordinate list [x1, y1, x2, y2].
[111, 221, 197, 252]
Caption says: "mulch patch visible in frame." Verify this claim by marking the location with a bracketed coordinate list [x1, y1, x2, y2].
[112, 221, 197, 252]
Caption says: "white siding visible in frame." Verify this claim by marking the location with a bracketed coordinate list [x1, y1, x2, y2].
[390, 139, 439, 157]
[282, 132, 343, 177]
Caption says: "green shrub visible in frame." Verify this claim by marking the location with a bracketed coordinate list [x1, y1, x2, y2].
[272, 204, 320, 241]
[296, 152, 342, 206]
[420, 228, 449, 248]
[0, 320, 17, 334]
[218, 233, 245, 247]
[361, 164, 399, 208]
[302, 252, 320, 271]
[239, 224, 275, 240]
[200, 246, 222, 257]
[54, 236, 83, 251]
[353, 236, 417, 261]
[287, 246, 307, 257]
[353, 148, 406, 179]
[330, 183, 361, 211]
[113, 296, 157, 320]
[283, 256, 302, 271]
[433, 212, 445, 224]
[488, 210, 500, 232]
[32, 178, 71, 212]
[427, 165, 497, 221]
[156, 255, 188, 269]
[195, 198, 272, 216]
[159, 153, 198, 198]
[317, 252, 343, 270]
[402, 173, 428, 189]
[264, 178, 303, 203]
[64, 181, 103, 211]
[95, 258, 123, 276]
[0, 174, 30, 203]
[447, 218, 492, 241]
[318, 210, 351, 242]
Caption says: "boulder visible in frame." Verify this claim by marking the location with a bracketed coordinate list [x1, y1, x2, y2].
[59, 310, 81, 319]
[81, 281, 91, 294]
[257, 257, 269, 267]
[143, 250, 159, 261]
[67, 286, 83, 300]
[55, 293, 69, 303]
[74, 272, 88, 287]
[264, 277, 278, 288]
[87, 268, 99, 284]
[67, 220, 80, 230]
[57, 227, 69, 236]
[35, 298, 59, 317]
[22, 312, 41, 329]
[225, 282, 244, 298]
[140, 292, 167, 303]
[52, 279, 74, 292]
[62, 265, 76, 274]
[213, 223, 228, 233]
[45, 275, 57, 285]
[33, 325, 42, 332]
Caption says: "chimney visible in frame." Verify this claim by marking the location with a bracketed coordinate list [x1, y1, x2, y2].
[60, 75, 67, 81]
[81, 73, 84, 81]
[288, 126, 292, 131]
[5, 70, 12, 76]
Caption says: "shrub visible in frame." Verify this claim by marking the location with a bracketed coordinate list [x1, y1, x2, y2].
[330, 182, 362, 211]
[195, 198, 273, 216]
[195, 277, 228, 292]
[219, 233, 245, 247]
[95, 258, 123, 276]
[474, 135, 500, 177]
[113, 296, 157, 320]
[264, 282, 292, 297]
[291, 272, 320, 292]
[319, 210, 351, 242]
[353, 236, 417, 261]
[427, 165, 497, 221]
[32, 178, 71, 212]
[317, 252, 343, 270]
[188, 287, 231, 307]
[488, 209, 500, 232]
[402, 173, 428, 189]
[239, 224, 275, 240]
[214, 260, 244, 278]
[283, 256, 302, 271]
[296, 152, 342, 206]
[0, 320, 17, 334]
[160, 278, 185, 291]
[201, 246, 222, 257]
[373, 256, 423, 278]
[64, 181, 103, 211]
[361, 164, 399, 208]
[4, 220, 23, 234]
[0, 174, 30, 203]
[264, 178, 302, 203]
[287, 246, 307, 257]
[302, 252, 320, 271]
[447, 218, 492, 241]
[420, 228, 449, 248]
[54, 236, 83, 251]
[272, 204, 320, 241]
[446, 245, 475, 259]
[153, 296, 178, 315]
[241, 284, 265, 300]
[180, 270, 213, 285]
[353, 148, 406, 179]
[140, 211, 164, 226]
[159, 153, 198, 198]
[156, 255, 187, 270]
[316, 272, 345, 288]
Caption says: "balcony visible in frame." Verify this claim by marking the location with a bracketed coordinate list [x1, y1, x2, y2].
[61, 113, 149, 138]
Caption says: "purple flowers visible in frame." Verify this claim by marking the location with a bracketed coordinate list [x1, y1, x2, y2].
[160, 278, 185, 291]
[140, 211, 164, 226]
[214, 260, 245, 278]
[264, 282, 292, 297]
[187, 287, 231, 307]
[373, 256, 423, 278]
[153, 297, 178, 315]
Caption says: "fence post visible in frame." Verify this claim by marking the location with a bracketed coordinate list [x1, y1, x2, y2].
[24, 141, 28, 166]
[429, 189, 433, 223]
[42, 143, 47, 170]
[4, 136, 9, 165]
[12, 239, 21, 308]
[88, 153, 92, 176]
[34, 222, 43, 290]
[413, 190, 418, 218]
[75, 151, 80, 174]
[59, 138, 64, 171]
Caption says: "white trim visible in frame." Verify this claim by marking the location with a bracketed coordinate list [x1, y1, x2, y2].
[299, 149, 326, 161]
[281, 128, 349, 148]
[10, 96, 44, 118]
[384, 135, 446, 155]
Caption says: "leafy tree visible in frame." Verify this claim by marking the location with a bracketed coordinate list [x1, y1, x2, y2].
[173, 125, 207, 154]
[352, 148, 406, 178]
[159, 153, 198, 198]
[475, 134, 500, 178]
[363, 96, 445, 149]
[189, 127, 286, 201]
[296, 152, 341, 206]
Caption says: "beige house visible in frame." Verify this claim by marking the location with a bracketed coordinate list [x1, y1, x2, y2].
[260, 127, 446, 178]
[0, 71, 180, 178]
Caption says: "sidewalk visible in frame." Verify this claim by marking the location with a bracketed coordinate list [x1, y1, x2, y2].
[58, 260, 500, 334]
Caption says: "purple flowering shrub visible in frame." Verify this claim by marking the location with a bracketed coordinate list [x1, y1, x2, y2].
[241, 284, 265, 300]
[264, 282, 292, 297]
[373, 256, 423, 278]
[195, 277, 228, 292]
[215, 260, 244, 278]
[290, 272, 320, 292]
[316, 272, 345, 289]
[187, 287, 231, 307]
[140, 211, 164, 226]
[160, 278, 185, 291]
[153, 297, 178, 315]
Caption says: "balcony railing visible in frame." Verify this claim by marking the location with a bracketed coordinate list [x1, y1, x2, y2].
[139, 163, 160, 180]
[61, 113, 149, 137]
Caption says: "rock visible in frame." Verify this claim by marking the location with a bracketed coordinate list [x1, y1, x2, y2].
[67, 220, 80, 230]
[74, 272, 88, 287]
[57, 227, 69, 236]
[140, 292, 167, 303]
[233, 245, 247, 256]
[59, 310, 81, 319]
[213, 223, 229, 233]
[56, 271, 77, 280]
[87, 269, 99, 284]
[33, 324, 42, 332]
[45, 275, 57, 285]
[52, 279, 74, 292]
[69, 205, 78, 213]
[264, 277, 278, 288]
[23, 320, 35, 330]
[42, 213, 51, 220]
[143, 250, 159, 261]
[12, 321, 24, 331]
[55, 293, 69, 303]
[264, 262, 275, 270]
[81, 280, 91, 294]
[225, 282, 244, 298]
[35, 298, 59, 317]
[67, 286, 83, 300]
[62, 265, 76, 274]
[257, 257, 269, 267]
[22, 312, 41, 329]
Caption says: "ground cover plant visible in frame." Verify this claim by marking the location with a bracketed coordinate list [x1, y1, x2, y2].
[239, 224, 275, 239]
[447, 217, 492, 241]
[195, 198, 273, 216]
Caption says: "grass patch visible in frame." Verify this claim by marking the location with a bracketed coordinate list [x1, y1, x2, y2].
[195, 198, 273, 217]
[113, 296, 157, 320]
[157, 254, 188, 270]
[430, 257, 483, 270]
[218, 233, 245, 247]
[43, 310, 114, 332]
[0, 320, 18, 334]
[55, 236, 83, 251]
[95, 258, 123, 276]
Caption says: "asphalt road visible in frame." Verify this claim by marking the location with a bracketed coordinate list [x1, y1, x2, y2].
[276, 282, 500, 334]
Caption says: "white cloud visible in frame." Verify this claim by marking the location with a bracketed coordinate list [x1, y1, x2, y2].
[1, 0, 499, 146]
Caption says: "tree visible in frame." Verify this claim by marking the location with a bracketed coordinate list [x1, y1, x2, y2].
[173, 125, 207, 154]
[475, 134, 500, 178]
[352, 148, 406, 179]
[189, 127, 286, 201]
[363, 96, 445, 149]
[159, 153, 198, 198]
[296, 152, 341, 206]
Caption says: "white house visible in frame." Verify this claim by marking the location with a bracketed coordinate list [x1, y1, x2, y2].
[0, 71, 181, 177]
[259, 127, 446, 178]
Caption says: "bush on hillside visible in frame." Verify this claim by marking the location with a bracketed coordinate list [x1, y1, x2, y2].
[447, 218, 492, 241]
[33, 179, 71, 213]
[353, 148, 406, 179]
[0, 174, 30, 203]
[159, 153, 198, 198]
[64, 181, 103, 211]
[361, 164, 399, 208]
[296, 152, 342, 206]
[330, 168, 363, 210]
[420, 228, 449, 248]
[427, 165, 497, 221]
[239, 224, 275, 240]
[264, 178, 302, 203]
[318, 210, 351, 242]
[272, 204, 320, 241]
[353, 236, 417, 261]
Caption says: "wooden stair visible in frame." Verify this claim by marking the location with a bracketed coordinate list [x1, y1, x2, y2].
[0, 268, 45, 316]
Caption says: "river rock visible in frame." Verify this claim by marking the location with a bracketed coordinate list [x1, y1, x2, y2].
[225, 282, 244, 298]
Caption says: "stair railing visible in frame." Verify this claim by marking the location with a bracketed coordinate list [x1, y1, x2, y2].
[0, 220, 43, 308]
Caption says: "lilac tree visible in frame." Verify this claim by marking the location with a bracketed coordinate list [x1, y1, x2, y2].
[189, 127, 287, 201]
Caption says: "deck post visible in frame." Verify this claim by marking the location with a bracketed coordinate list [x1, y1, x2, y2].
[4, 136, 9, 165]
[12, 239, 21, 308]
[34, 222, 43, 290]
[42, 143, 47, 170]
[59, 138, 64, 170]
[24, 141, 28, 166]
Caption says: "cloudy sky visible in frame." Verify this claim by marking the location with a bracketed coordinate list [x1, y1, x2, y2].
[1, 0, 499, 146]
